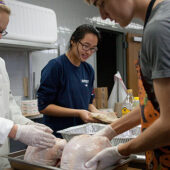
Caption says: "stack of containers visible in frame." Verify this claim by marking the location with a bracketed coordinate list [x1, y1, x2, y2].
[21, 100, 39, 116]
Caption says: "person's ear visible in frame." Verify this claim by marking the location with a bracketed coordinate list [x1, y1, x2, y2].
[71, 40, 74, 45]
[71, 40, 76, 47]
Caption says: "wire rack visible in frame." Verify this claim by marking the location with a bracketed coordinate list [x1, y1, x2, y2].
[111, 137, 135, 146]
[58, 123, 141, 147]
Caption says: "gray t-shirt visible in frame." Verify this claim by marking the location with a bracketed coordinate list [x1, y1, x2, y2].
[140, 0, 170, 83]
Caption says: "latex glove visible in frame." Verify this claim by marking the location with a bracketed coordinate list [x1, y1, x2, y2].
[26, 121, 53, 131]
[85, 146, 125, 170]
[95, 125, 117, 140]
[15, 124, 56, 148]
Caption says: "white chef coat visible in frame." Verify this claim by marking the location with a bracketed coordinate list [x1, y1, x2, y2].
[0, 118, 13, 146]
[0, 57, 32, 169]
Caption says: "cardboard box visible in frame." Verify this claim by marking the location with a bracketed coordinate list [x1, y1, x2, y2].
[94, 87, 108, 98]
[94, 87, 108, 109]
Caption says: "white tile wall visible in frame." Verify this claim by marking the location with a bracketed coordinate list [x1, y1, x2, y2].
[30, 50, 58, 90]
[0, 50, 28, 96]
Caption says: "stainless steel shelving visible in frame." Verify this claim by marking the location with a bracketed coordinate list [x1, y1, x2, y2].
[0, 38, 58, 51]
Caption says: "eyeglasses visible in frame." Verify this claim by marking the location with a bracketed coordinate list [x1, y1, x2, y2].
[79, 41, 98, 53]
[0, 30, 8, 36]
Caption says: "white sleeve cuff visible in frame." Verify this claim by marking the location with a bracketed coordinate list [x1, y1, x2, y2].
[115, 145, 123, 157]
[0, 118, 14, 145]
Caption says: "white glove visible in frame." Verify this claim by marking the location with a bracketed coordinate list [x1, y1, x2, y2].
[15, 124, 56, 148]
[95, 125, 117, 140]
[26, 121, 52, 130]
[85, 146, 125, 170]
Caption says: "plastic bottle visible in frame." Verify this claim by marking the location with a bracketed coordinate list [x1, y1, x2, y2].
[121, 89, 134, 116]
[133, 97, 139, 108]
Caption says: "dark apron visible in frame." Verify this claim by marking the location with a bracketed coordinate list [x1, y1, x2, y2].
[135, 1, 170, 169]
[136, 59, 170, 170]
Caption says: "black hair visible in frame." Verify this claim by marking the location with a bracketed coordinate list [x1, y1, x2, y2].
[68, 24, 100, 49]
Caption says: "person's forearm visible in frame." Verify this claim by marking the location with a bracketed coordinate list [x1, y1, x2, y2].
[119, 78, 170, 156]
[40, 104, 81, 117]
[110, 106, 141, 135]
[8, 124, 17, 139]
[119, 115, 170, 156]
[88, 104, 101, 112]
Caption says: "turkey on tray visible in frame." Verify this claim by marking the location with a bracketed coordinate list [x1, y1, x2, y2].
[24, 135, 112, 170]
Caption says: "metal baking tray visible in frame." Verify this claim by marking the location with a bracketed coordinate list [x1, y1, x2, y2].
[57, 123, 140, 146]
[57, 123, 106, 141]
[3, 150, 61, 170]
[3, 149, 136, 170]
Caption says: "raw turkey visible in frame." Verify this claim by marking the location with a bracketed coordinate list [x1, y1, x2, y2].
[61, 134, 112, 170]
[24, 138, 66, 167]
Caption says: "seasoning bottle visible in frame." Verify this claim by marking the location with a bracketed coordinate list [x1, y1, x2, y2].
[121, 89, 134, 116]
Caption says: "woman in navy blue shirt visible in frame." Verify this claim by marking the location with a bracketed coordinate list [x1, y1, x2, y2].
[37, 24, 102, 137]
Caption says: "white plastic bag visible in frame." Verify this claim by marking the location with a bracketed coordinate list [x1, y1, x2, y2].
[108, 72, 127, 110]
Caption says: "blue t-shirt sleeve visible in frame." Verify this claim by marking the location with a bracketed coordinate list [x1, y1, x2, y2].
[37, 60, 61, 111]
